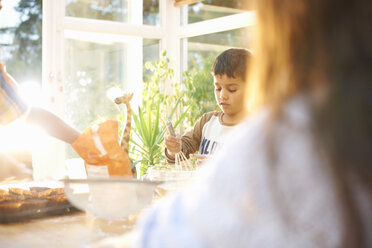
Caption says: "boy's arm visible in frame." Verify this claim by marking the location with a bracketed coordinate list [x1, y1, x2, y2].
[165, 112, 216, 163]
[26, 107, 80, 144]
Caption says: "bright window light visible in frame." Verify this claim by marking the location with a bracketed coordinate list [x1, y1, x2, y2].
[0, 121, 46, 152]
[106, 86, 124, 102]
[19, 81, 43, 106]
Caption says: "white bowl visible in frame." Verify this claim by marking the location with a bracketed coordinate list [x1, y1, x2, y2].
[146, 165, 199, 192]
[146, 165, 196, 182]
[62, 178, 160, 221]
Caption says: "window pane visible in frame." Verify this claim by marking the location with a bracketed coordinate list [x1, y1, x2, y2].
[65, 0, 160, 26]
[143, 0, 160, 26]
[143, 39, 160, 80]
[64, 36, 159, 158]
[0, 0, 42, 175]
[183, 0, 252, 25]
[0, 0, 42, 85]
[186, 27, 253, 71]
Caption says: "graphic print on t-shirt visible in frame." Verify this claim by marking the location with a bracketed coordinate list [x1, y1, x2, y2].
[200, 137, 218, 155]
[199, 115, 236, 155]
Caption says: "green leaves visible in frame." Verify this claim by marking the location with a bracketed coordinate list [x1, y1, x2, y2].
[131, 97, 187, 176]
[129, 49, 214, 177]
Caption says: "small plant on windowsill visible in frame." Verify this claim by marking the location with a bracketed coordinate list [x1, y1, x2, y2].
[124, 50, 189, 178]
[130, 98, 188, 178]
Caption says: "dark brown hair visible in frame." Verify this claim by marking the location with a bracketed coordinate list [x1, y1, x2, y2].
[212, 48, 251, 81]
[248, 0, 372, 246]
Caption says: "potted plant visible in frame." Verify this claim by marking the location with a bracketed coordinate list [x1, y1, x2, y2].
[128, 51, 189, 178]
[131, 98, 188, 178]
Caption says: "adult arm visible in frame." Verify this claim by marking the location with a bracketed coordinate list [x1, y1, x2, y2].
[26, 107, 80, 144]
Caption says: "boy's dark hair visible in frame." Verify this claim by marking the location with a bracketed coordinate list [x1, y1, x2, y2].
[212, 48, 251, 81]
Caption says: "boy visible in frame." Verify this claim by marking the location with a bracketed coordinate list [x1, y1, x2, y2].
[164, 48, 251, 163]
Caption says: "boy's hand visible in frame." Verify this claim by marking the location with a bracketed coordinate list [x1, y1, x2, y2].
[190, 154, 210, 165]
[164, 134, 181, 156]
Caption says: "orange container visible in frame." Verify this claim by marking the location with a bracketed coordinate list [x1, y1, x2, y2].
[72, 120, 132, 178]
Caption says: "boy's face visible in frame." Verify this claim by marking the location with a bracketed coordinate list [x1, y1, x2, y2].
[213, 74, 245, 118]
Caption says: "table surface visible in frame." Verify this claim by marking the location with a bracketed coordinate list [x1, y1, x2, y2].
[0, 179, 132, 247]
[0, 178, 176, 248]
[0, 211, 138, 248]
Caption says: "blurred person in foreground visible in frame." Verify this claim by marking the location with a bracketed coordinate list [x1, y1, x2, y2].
[131, 0, 372, 247]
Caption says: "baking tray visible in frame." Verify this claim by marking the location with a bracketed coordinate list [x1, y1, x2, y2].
[0, 185, 80, 224]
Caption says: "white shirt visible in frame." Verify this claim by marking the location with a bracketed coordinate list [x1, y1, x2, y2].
[200, 114, 236, 155]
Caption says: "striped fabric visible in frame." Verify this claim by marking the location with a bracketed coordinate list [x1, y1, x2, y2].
[0, 63, 28, 125]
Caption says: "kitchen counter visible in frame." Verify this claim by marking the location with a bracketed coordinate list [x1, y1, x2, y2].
[0, 211, 138, 248]
[0, 179, 143, 248]
[0, 174, 175, 248]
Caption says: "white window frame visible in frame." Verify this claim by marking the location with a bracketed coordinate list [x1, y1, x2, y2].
[37, 0, 254, 179]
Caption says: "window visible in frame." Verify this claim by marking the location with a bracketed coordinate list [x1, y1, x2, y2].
[0, 0, 42, 176]
[40, 0, 255, 179]
[66, 0, 160, 26]
[186, 27, 253, 71]
[0, 0, 42, 83]
[184, 0, 252, 24]
[64, 35, 160, 131]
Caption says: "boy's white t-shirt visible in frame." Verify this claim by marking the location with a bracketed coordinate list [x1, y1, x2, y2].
[199, 114, 236, 155]
[165, 111, 237, 163]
